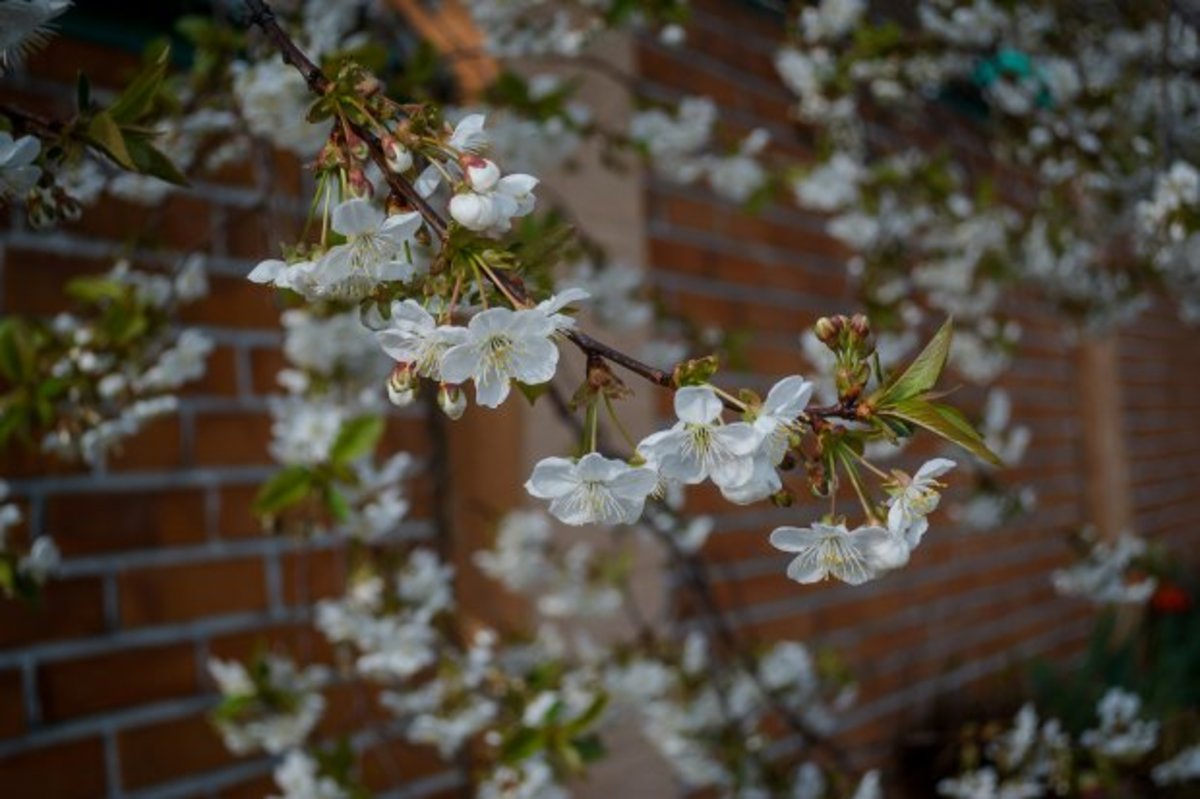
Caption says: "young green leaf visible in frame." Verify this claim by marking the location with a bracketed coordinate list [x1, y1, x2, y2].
[108, 44, 170, 124]
[124, 134, 189, 186]
[886, 399, 1002, 466]
[253, 466, 314, 515]
[875, 318, 954, 405]
[329, 415, 385, 466]
[86, 111, 136, 170]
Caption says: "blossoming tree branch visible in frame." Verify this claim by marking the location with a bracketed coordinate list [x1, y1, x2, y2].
[2, 0, 1200, 796]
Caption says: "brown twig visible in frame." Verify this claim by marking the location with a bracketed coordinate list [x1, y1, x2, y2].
[239, 0, 867, 424]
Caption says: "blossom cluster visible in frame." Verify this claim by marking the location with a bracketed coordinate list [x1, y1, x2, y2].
[1051, 531, 1158, 606]
[938, 688, 1200, 797]
[0, 257, 213, 466]
[0, 479, 59, 601]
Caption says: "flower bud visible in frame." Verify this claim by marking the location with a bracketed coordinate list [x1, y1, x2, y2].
[349, 169, 375, 199]
[387, 363, 418, 407]
[814, 316, 842, 345]
[346, 133, 369, 162]
[449, 192, 497, 231]
[384, 137, 413, 173]
[849, 314, 870, 340]
[462, 155, 501, 192]
[438, 384, 466, 420]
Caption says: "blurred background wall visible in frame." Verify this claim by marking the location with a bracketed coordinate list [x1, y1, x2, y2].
[1, 0, 1199, 797]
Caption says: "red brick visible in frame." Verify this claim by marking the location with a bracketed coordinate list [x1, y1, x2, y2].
[25, 37, 140, 88]
[0, 669, 24, 739]
[215, 773, 278, 799]
[218, 485, 265, 539]
[106, 415, 186, 471]
[118, 557, 268, 628]
[0, 577, 107, 648]
[0, 737, 107, 799]
[38, 643, 199, 722]
[250, 347, 288, 395]
[1, 248, 107, 316]
[206, 620, 335, 667]
[180, 275, 283, 330]
[44, 487, 207, 557]
[118, 713, 241, 790]
[183, 345, 240, 397]
[67, 194, 212, 251]
[282, 547, 346, 605]
[193, 411, 274, 467]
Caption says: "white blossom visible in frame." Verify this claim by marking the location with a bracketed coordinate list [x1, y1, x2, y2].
[233, 59, 331, 156]
[1052, 532, 1157, 604]
[449, 171, 538, 236]
[1081, 687, 1159, 758]
[638, 386, 762, 491]
[271, 750, 347, 799]
[439, 307, 559, 408]
[0, 131, 41, 198]
[770, 522, 909, 585]
[886, 457, 956, 548]
[313, 199, 425, 299]
[0, 0, 70, 69]
[1152, 744, 1200, 786]
[375, 300, 468, 381]
[526, 452, 658, 526]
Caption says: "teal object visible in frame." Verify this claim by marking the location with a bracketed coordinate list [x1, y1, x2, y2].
[972, 47, 1055, 110]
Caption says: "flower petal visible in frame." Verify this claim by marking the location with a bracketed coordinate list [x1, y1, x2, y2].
[674, 386, 721, 424]
[438, 344, 480, 384]
[331, 199, 382, 236]
[769, 526, 820, 553]
[763, 375, 814, 417]
[525, 457, 579, 499]
[511, 336, 559, 386]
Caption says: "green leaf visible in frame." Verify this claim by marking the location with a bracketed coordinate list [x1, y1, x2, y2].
[86, 111, 136, 170]
[66, 275, 128, 305]
[329, 416, 385, 466]
[253, 466, 314, 515]
[124, 134, 189, 186]
[565, 693, 608, 735]
[325, 487, 351, 523]
[571, 734, 607, 764]
[108, 44, 170, 124]
[876, 318, 953, 405]
[0, 319, 35, 382]
[887, 399, 1002, 466]
[499, 727, 545, 764]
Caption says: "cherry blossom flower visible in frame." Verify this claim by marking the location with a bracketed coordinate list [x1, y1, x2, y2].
[316, 199, 424, 299]
[233, 59, 331, 157]
[1081, 688, 1159, 758]
[448, 171, 538, 236]
[533, 286, 589, 331]
[638, 386, 762, 490]
[769, 522, 909, 585]
[449, 113, 488, 153]
[0, 131, 40, 199]
[886, 457, 956, 547]
[525, 452, 658, 526]
[0, 0, 71, 69]
[271, 750, 347, 799]
[754, 375, 814, 465]
[439, 307, 559, 408]
[374, 300, 468, 381]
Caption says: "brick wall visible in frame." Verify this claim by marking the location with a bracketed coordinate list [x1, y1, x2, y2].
[640, 0, 1200, 777]
[3, 3, 1200, 797]
[0, 37, 454, 799]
